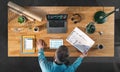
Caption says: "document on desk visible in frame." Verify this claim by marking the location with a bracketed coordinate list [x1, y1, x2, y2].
[24, 38, 33, 50]
[66, 27, 95, 54]
[50, 39, 63, 49]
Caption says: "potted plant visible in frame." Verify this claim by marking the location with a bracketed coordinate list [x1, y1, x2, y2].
[18, 16, 26, 24]
[86, 22, 96, 34]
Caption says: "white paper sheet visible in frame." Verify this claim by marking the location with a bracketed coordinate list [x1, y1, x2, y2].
[66, 27, 95, 53]
[50, 39, 63, 49]
[24, 38, 33, 50]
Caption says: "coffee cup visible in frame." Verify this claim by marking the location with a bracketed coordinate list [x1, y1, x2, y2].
[33, 26, 39, 32]
[97, 44, 104, 49]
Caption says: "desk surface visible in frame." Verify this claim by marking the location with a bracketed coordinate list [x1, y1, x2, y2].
[8, 6, 114, 57]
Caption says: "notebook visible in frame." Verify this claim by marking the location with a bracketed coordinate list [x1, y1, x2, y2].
[66, 27, 95, 54]
[21, 35, 35, 54]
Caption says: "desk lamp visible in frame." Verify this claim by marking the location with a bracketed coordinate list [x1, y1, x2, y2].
[94, 8, 119, 24]
[86, 8, 119, 34]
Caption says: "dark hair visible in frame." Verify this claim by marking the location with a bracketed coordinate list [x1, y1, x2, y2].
[56, 45, 69, 63]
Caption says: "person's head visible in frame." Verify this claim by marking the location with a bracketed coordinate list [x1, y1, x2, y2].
[54, 45, 69, 64]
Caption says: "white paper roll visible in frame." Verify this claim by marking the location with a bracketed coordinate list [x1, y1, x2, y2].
[8, 1, 42, 22]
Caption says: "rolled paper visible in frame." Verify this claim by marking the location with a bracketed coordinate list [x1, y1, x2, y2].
[8, 1, 42, 22]
[9, 7, 35, 21]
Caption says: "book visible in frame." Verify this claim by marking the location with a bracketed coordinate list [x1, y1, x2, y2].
[66, 27, 95, 54]
[21, 35, 35, 54]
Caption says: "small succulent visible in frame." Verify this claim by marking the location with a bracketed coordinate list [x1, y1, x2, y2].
[18, 16, 26, 24]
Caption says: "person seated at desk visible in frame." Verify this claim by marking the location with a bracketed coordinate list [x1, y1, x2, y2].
[37, 39, 87, 72]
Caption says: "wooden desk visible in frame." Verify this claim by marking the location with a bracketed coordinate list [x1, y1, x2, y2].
[8, 7, 114, 57]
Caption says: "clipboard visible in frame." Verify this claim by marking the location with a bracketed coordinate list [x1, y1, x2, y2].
[21, 35, 35, 54]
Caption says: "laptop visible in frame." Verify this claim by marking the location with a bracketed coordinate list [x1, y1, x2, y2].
[46, 14, 68, 33]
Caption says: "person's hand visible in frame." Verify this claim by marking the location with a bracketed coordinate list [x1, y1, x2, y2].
[36, 39, 45, 50]
[80, 52, 88, 58]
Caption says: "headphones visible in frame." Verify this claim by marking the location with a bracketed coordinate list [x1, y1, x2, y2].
[71, 13, 81, 24]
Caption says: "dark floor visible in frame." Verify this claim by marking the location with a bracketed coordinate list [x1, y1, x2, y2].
[0, 0, 120, 72]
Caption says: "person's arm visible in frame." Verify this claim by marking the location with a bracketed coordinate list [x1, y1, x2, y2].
[71, 53, 88, 70]
[70, 57, 83, 70]
[38, 48, 46, 63]
[65, 53, 87, 72]
[37, 39, 52, 71]
[37, 39, 46, 62]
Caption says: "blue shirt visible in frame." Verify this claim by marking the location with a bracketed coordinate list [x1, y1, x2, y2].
[38, 48, 83, 72]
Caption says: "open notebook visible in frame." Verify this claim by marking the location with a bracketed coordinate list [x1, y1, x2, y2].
[49, 39, 63, 49]
[24, 38, 33, 50]
[66, 27, 95, 54]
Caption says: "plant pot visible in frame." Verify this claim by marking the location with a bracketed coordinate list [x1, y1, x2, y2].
[18, 16, 26, 24]
[86, 22, 96, 34]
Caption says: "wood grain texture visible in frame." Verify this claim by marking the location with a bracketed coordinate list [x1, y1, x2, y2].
[8, 6, 114, 57]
